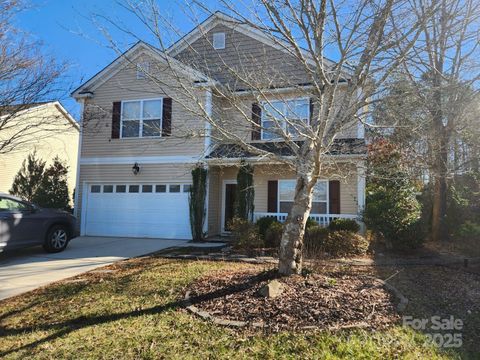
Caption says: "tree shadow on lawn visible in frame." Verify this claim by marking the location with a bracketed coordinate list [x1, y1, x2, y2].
[0, 268, 274, 357]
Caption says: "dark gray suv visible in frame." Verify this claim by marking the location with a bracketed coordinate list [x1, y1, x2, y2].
[0, 193, 77, 253]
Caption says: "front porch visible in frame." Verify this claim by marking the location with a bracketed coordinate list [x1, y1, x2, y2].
[206, 162, 365, 236]
[253, 212, 358, 227]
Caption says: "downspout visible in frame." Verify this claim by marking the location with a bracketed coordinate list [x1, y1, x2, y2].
[203, 88, 213, 236]
[73, 98, 85, 221]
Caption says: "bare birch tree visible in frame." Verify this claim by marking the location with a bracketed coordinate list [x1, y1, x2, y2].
[0, 0, 69, 154]
[88, 0, 432, 275]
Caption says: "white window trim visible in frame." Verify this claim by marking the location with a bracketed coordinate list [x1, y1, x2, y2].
[278, 179, 329, 214]
[120, 98, 163, 139]
[260, 97, 310, 141]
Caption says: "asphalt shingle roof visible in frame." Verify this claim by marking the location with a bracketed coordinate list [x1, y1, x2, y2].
[206, 138, 367, 159]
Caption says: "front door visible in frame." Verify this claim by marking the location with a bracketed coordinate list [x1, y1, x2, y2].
[224, 183, 237, 231]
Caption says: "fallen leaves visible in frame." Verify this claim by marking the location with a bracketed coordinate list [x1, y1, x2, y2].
[187, 269, 400, 331]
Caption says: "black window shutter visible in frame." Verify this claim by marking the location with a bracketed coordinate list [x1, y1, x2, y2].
[111, 101, 121, 139]
[267, 180, 278, 213]
[162, 97, 172, 136]
[251, 103, 261, 141]
[329, 180, 341, 214]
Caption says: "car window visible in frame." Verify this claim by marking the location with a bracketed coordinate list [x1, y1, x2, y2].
[0, 197, 29, 212]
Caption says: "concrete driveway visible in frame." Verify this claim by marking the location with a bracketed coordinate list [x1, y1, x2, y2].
[0, 236, 224, 301]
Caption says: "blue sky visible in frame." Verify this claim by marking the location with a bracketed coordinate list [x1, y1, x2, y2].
[15, 0, 219, 119]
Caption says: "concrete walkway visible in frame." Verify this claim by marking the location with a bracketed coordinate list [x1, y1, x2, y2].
[0, 236, 224, 301]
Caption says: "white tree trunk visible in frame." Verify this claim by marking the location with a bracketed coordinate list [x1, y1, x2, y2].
[278, 174, 314, 275]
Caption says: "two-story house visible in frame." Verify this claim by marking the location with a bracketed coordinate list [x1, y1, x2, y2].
[72, 12, 366, 240]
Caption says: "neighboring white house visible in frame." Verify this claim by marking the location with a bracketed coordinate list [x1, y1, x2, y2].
[0, 101, 79, 203]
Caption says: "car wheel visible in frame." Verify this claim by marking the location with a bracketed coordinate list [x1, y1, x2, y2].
[43, 225, 69, 253]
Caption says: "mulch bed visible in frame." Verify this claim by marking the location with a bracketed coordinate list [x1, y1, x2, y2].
[186, 269, 400, 331]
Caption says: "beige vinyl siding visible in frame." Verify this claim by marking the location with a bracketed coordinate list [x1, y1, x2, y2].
[81, 50, 207, 159]
[176, 24, 311, 88]
[0, 104, 79, 203]
[76, 163, 195, 230]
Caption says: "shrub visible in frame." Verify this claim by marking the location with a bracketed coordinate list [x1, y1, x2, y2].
[324, 230, 369, 257]
[230, 217, 263, 251]
[305, 217, 318, 230]
[189, 165, 207, 242]
[328, 218, 360, 233]
[456, 221, 480, 239]
[235, 161, 255, 221]
[265, 221, 283, 248]
[391, 220, 425, 251]
[304, 226, 329, 247]
[256, 216, 280, 241]
[304, 226, 329, 258]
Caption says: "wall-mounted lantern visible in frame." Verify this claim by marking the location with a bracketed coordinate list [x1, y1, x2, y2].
[132, 162, 140, 175]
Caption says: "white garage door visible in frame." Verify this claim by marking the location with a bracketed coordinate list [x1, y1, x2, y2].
[84, 183, 192, 239]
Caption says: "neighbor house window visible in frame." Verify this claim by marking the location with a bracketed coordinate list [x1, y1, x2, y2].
[261, 98, 309, 140]
[121, 98, 163, 138]
[278, 180, 328, 214]
[136, 62, 150, 79]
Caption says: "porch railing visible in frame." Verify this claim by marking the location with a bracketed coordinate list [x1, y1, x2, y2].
[253, 212, 358, 227]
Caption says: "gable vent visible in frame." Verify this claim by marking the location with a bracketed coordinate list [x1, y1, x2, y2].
[212, 32, 226, 50]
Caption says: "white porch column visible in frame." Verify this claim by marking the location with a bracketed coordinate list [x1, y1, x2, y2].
[204, 88, 212, 155]
[202, 88, 213, 236]
[356, 161, 366, 214]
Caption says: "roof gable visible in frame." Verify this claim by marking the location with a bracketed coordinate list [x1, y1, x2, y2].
[1, 101, 78, 129]
[71, 42, 213, 99]
[167, 12, 336, 69]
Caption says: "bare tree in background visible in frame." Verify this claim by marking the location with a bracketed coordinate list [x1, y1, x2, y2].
[89, 0, 433, 275]
[399, 0, 480, 242]
[0, 0, 69, 154]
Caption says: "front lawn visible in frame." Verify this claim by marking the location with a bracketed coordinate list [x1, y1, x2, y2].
[0, 255, 468, 359]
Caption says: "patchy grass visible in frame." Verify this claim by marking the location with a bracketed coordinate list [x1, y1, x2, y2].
[0, 255, 464, 359]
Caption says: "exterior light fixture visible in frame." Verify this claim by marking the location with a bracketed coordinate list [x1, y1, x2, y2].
[132, 162, 140, 175]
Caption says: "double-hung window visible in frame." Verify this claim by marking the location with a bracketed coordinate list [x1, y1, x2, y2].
[261, 98, 310, 140]
[278, 180, 328, 214]
[121, 98, 163, 138]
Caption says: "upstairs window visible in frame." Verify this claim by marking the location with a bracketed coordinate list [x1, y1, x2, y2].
[121, 98, 163, 138]
[136, 62, 150, 79]
[261, 98, 310, 140]
[212, 32, 226, 49]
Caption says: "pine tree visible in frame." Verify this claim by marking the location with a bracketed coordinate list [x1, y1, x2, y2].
[9, 151, 46, 202]
[33, 157, 70, 210]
